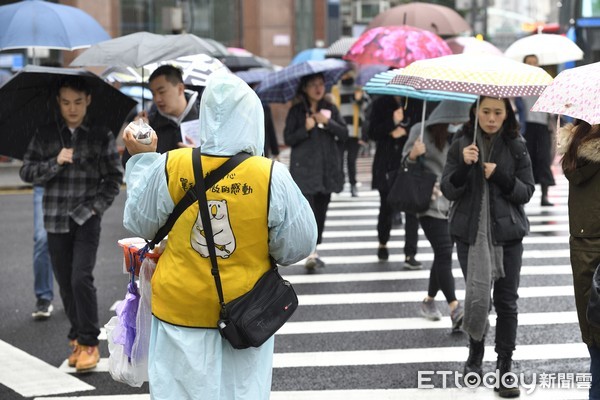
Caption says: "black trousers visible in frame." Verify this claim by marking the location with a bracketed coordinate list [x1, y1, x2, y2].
[341, 137, 360, 186]
[377, 188, 419, 257]
[419, 216, 456, 303]
[524, 122, 555, 186]
[47, 215, 101, 346]
[303, 192, 331, 245]
[456, 240, 523, 356]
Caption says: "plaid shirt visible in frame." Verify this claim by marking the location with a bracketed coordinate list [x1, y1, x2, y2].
[20, 121, 123, 233]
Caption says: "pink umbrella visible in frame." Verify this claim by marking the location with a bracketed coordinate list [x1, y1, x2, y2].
[531, 61, 600, 125]
[445, 36, 503, 56]
[343, 25, 452, 68]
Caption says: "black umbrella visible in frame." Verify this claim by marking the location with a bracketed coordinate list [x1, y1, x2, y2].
[0, 65, 137, 159]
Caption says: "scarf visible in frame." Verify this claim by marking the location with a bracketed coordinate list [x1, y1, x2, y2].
[462, 128, 505, 341]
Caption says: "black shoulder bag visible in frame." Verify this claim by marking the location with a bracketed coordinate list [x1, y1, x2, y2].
[189, 147, 299, 349]
[386, 155, 436, 214]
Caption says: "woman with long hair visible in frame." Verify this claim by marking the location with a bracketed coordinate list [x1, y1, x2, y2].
[441, 96, 535, 398]
[557, 119, 600, 400]
[284, 73, 348, 271]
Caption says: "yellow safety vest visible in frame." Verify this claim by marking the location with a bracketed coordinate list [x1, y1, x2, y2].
[152, 148, 273, 328]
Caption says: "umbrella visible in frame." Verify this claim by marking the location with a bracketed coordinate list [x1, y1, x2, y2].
[255, 59, 350, 103]
[70, 32, 228, 68]
[343, 25, 452, 68]
[504, 33, 584, 66]
[356, 64, 389, 86]
[222, 47, 275, 72]
[0, 0, 110, 51]
[291, 48, 327, 65]
[101, 66, 143, 84]
[366, 1, 471, 37]
[0, 65, 137, 160]
[325, 37, 358, 58]
[144, 53, 230, 88]
[389, 54, 553, 98]
[445, 36, 503, 56]
[234, 68, 273, 86]
[531, 61, 600, 125]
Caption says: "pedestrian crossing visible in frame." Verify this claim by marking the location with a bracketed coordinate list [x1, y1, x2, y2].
[2, 154, 591, 399]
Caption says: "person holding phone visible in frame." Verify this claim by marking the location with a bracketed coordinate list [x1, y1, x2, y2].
[284, 72, 348, 271]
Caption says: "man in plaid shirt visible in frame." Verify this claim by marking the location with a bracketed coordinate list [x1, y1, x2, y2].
[20, 76, 123, 372]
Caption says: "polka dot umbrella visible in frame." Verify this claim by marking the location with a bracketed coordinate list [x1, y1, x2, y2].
[389, 53, 553, 142]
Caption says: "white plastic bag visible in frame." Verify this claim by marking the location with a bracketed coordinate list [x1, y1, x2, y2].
[105, 256, 156, 387]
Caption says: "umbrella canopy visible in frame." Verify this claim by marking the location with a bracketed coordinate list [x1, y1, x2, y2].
[504, 33, 584, 66]
[144, 53, 230, 87]
[445, 36, 503, 56]
[390, 54, 553, 98]
[343, 25, 452, 68]
[0, 65, 137, 160]
[363, 69, 477, 103]
[234, 68, 273, 86]
[291, 48, 327, 65]
[70, 32, 227, 68]
[325, 37, 358, 58]
[255, 59, 350, 103]
[355, 64, 389, 86]
[366, 1, 471, 37]
[0, 0, 110, 51]
[531, 61, 600, 125]
[221, 48, 274, 72]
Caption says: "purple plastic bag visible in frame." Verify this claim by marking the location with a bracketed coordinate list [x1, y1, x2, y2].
[114, 281, 140, 358]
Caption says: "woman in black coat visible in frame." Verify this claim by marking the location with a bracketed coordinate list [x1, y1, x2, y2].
[441, 96, 534, 398]
[368, 95, 422, 269]
[284, 72, 348, 271]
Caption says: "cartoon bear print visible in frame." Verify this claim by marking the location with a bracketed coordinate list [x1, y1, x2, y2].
[191, 199, 236, 258]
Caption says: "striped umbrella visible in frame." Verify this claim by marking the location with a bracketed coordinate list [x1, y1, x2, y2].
[145, 53, 230, 87]
[325, 37, 358, 58]
[390, 54, 553, 98]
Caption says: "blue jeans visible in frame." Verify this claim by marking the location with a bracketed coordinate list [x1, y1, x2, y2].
[590, 345, 600, 400]
[33, 185, 53, 301]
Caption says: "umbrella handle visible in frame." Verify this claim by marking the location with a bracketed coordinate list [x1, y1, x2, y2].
[472, 97, 480, 146]
[419, 100, 427, 142]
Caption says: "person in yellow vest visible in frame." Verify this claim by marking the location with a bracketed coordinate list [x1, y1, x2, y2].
[121, 72, 317, 400]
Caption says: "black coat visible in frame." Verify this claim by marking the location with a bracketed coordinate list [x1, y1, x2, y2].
[441, 131, 535, 245]
[283, 100, 348, 195]
[367, 95, 423, 191]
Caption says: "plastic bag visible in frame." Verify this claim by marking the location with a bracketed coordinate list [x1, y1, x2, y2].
[106, 256, 156, 387]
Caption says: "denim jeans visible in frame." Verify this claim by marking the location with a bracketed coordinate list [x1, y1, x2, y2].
[590, 345, 600, 400]
[33, 185, 53, 301]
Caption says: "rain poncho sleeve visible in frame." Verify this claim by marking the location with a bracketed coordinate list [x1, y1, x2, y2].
[123, 153, 317, 265]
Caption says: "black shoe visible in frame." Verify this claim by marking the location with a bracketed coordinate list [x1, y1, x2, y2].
[32, 299, 53, 320]
[305, 257, 325, 272]
[377, 247, 389, 261]
[350, 185, 358, 197]
[403, 256, 422, 270]
[463, 337, 485, 386]
[495, 355, 521, 398]
[541, 197, 554, 206]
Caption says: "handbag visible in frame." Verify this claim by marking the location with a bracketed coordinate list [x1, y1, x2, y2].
[587, 263, 600, 328]
[190, 147, 298, 349]
[386, 156, 436, 214]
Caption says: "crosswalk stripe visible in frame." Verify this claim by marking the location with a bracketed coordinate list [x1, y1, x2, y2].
[269, 387, 588, 400]
[279, 311, 578, 334]
[292, 249, 570, 265]
[272, 343, 589, 368]
[36, 396, 150, 400]
[321, 225, 569, 238]
[284, 265, 571, 284]
[298, 286, 574, 305]
[325, 215, 569, 226]
[0, 340, 94, 397]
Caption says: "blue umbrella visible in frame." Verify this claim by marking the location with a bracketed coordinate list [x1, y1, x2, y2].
[234, 68, 273, 86]
[291, 48, 327, 65]
[0, 0, 110, 51]
[255, 59, 350, 103]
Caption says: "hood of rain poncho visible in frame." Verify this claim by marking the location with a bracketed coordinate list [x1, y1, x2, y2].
[198, 71, 265, 157]
[426, 100, 472, 127]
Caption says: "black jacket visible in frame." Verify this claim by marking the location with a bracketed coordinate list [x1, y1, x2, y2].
[441, 131, 535, 245]
[368, 95, 423, 191]
[283, 100, 348, 194]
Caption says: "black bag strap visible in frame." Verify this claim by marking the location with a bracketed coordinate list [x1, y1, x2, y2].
[145, 149, 251, 249]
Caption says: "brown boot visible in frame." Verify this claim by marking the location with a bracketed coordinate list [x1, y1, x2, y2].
[67, 339, 80, 367]
[75, 345, 99, 372]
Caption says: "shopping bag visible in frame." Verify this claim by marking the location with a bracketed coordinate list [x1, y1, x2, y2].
[386, 158, 436, 214]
